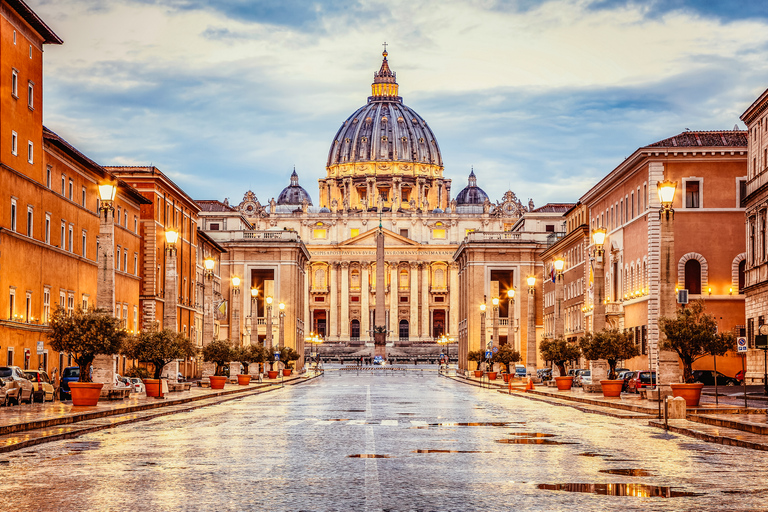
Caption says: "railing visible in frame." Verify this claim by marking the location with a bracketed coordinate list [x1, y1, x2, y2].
[747, 171, 768, 197]
[466, 232, 522, 242]
[206, 230, 301, 242]
[546, 232, 566, 247]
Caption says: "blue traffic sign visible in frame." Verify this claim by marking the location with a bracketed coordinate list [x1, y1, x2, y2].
[274, 352, 281, 361]
[492, 347, 499, 354]
[485, 351, 492, 359]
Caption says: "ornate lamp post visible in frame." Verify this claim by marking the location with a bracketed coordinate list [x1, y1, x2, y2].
[163, 229, 179, 332]
[201, 257, 215, 348]
[278, 302, 286, 349]
[553, 257, 565, 339]
[591, 227, 607, 332]
[231, 276, 241, 345]
[507, 288, 516, 351]
[492, 296, 500, 349]
[96, 183, 117, 314]
[248, 287, 258, 346]
[479, 298, 487, 371]
[265, 296, 273, 350]
[656, 178, 680, 396]
[526, 276, 536, 374]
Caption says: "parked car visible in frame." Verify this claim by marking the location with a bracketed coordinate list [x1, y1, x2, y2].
[736, 369, 745, 383]
[373, 355, 386, 366]
[129, 378, 146, 394]
[514, 364, 527, 378]
[0, 366, 34, 405]
[620, 371, 637, 392]
[573, 369, 588, 385]
[692, 370, 739, 386]
[60, 366, 80, 400]
[177, 372, 185, 383]
[114, 374, 130, 389]
[627, 371, 656, 393]
[537, 368, 553, 381]
[614, 367, 630, 376]
[576, 370, 592, 386]
[23, 369, 55, 402]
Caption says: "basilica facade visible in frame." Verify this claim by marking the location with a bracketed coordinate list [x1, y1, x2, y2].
[199, 51, 551, 367]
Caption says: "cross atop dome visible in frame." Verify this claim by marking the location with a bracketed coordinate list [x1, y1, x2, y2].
[371, 46, 400, 102]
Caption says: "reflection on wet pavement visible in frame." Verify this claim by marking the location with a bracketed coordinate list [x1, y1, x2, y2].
[599, 468, 654, 476]
[538, 482, 701, 498]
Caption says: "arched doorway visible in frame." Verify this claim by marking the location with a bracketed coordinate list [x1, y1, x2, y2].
[399, 320, 409, 341]
[432, 310, 445, 338]
[685, 259, 701, 295]
[350, 319, 360, 341]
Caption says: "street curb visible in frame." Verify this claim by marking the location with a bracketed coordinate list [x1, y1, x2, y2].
[648, 419, 768, 451]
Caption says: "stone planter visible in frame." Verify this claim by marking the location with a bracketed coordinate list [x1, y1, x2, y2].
[600, 379, 624, 398]
[282, 369, 292, 377]
[670, 383, 704, 407]
[69, 382, 103, 406]
[487, 372, 498, 381]
[237, 374, 251, 386]
[503, 373, 512, 383]
[209, 376, 227, 389]
[143, 378, 161, 398]
[555, 376, 574, 391]
[268, 370, 279, 379]
[473, 370, 484, 378]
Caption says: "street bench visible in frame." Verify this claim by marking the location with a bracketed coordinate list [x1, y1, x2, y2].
[168, 382, 191, 392]
[104, 388, 131, 400]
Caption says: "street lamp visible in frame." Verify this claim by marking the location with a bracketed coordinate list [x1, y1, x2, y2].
[507, 288, 516, 351]
[266, 296, 273, 350]
[592, 227, 607, 257]
[657, 179, 677, 219]
[231, 276, 241, 295]
[479, 298, 487, 372]
[163, 229, 179, 332]
[526, 275, 536, 375]
[553, 257, 565, 279]
[492, 296, 500, 353]
[96, 182, 117, 314]
[203, 257, 215, 279]
[278, 302, 286, 349]
[591, 227, 607, 332]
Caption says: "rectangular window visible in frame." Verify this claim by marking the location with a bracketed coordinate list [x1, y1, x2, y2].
[123, 305, 128, 328]
[10, 198, 16, 231]
[124, 211, 128, 227]
[46, 166, 51, 188]
[134, 253, 138, 275]
[399, 229, 409, 238]
[27, 141, 33, 163]
[25, 292, 31, 322]
[59, 290, 65, 309]
[82, 295, 89, 311]
[643, 184, 647, 210]
[7, 348, 12, 366]
[133, 306, 138, 331]
[9, 288, 15, 319]
[82, 231, 87, 258]
[350, 228, 359, 238]
[67, 293, 74, 316]
[11, 69, 17, 97]
[738, 178, 748, 208]
[44, 214, 50, 244]
[432, 228, 446, 239]
[13, 30, 16, 44]
[313, 229, 327, 239]
[68, 225, 73, 252]
[60, 222, 65, 249]
[134, 216, 138, 232]
[117, 206, 121, 225]
[68, 179, 73, 200]
[82, 187, 86, 207]
[11, 131, 17, 155]
[26, 206, 32, 237]
[685, 180, 700, 208]
[61, 175, 65, 195]
[43, 288, 50, 324]
[123, 251, 128, 273]
[27, 81, 33, 109]
[116, 247, 121, 271]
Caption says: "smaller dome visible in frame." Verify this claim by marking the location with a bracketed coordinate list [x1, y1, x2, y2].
[432, 207, 444, 213]
[277, 169, 313, 206]
[455, 168, 489, 205]
[319, 207, 331, 213]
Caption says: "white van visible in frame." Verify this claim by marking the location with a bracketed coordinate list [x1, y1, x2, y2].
[514, 364, 526, 377]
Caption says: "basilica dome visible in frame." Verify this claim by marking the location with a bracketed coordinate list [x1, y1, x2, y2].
[277, 169, 312, 206]
[455, 169, 489, 205]
[326, 51, 442, 168]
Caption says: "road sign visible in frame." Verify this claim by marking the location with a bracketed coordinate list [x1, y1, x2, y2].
[492, 347, 499, 354]
[36, 341, 44, 355]
[274, 352, 281, 361]
[737, 337, 748, 353]
[485, 351, 492, 359]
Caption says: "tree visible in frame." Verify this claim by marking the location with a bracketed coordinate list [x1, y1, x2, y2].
[467, 349, 486, 370]
[492, 345, 521, 371]
[539, 336, 581, 377]
[660, 300, 735, 383]
[280, 346, 300, 370]
[123, 328, 196, 379]
[578, 329, 639, 380]
[202, 339, 233, 376]
[232, 344, 266, 374]
[47, 307, 126, 383]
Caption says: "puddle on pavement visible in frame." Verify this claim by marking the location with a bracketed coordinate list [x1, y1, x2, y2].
[339, 410, 366, 413]
[538, 483, 701, 497]
[411, 449, 488, 454]
[496, 439, 576, 445]
[348, 454, 390, 458]
[578, 452, 611, 458]
[0, 460, 9, 464]
[600, 469, 654, 477]
[397, 412, 416, 415]
[430, 422, 512, 427]
[325, 419, 349, 422]
[506, 433, 556, 438]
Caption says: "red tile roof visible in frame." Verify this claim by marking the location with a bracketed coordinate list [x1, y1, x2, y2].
[197, 200, 237, 212]
[532, 203, 575, 213]
[646, 130, 747, 148]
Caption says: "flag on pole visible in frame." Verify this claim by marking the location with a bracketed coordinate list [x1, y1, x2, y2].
[550, 265, 556, 283]
[215, 300, 228, 319]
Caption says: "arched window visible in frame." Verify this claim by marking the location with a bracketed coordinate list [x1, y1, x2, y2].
[685, 259, 702, 295]
[399, 269, 408, 289]
[350, 269, 360, 290]
[399, 320, 409, 341]
[434, 268, 445, 288]
[350, 319, 360, 340]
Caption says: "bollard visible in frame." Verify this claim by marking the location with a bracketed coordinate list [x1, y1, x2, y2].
[665, 396, 686, 420]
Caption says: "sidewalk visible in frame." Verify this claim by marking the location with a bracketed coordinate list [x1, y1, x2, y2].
[447, 372, 768, 451]
[0, 372, 321, 453]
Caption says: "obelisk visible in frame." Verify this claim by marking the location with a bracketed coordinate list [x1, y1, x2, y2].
[374, 212, 387, 358]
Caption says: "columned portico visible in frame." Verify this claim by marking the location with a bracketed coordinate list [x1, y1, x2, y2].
[361, 263, 370, 342]
[341, 262, 350, 337]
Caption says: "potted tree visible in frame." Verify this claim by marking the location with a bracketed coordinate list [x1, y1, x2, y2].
[47, 307, 126, 406]
[579, 329, 638, 397]
[660, 300, 735, 406]
[232, 345, 265, 385]
[493, 345, 521, 383]
[467, 350, 486, 378]
[539, 336, 581, 391]
[280, 347, 300, 376]
[123, 328, 195, 397]
[201, 339, 233, 389]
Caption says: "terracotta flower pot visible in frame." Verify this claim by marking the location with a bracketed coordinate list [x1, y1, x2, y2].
[670, 383, 704, 407]
[282, 369, 292, 377]
[237, 374, 251, 386]
[209, 375, 227, 389]
[555, 376, 574, 390]
[487, 372, 498, 381]
[143, 378, 160, 398]
[600, 379, 624, 398]
[68, 382, 103, 406]
[503, 373, 512, 383]
[268, 370, 279, 379]
[473, 370, 484, 378]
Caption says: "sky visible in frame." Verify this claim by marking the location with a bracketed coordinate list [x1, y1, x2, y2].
[33, 0, 768, 207]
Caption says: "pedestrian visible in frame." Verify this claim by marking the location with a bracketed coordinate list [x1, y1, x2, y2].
[52, 367, 60, 401]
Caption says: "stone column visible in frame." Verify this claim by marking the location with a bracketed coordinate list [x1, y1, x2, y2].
[303, 262, 310, 336]
[526, 284, 536, 375]
[96, 205, 115, 314]
[231, 287, 241, 346]
[163, 246, 178, 332]
[554, 271, 564, 338]
[329, 262, 338, 340]
[410, 262, 419, 341]
[449, 263, 459, 336]
[658, 204, 682, 389]
[203, 277, 214, 346]
[593, 250, 606, 332]
[389, 264, 398, 339]
[421, 263, 430, 339]
[340, 262, 350, 338]
[361, 263, 370, 342]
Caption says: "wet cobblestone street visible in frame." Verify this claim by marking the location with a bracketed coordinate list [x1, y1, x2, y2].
[2, 367, 767, 511]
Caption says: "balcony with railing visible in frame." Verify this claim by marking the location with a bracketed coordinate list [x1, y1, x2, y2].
[205, 230, 301, 243]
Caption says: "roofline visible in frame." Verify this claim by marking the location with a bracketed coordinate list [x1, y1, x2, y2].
[196, 229, 227, 254]
[5, 0, 63, 44]
[106, 166, 201, 214]
[741, 88, 768, 125]
[540, 225, 589, 259]
[43, 127, 151, 206]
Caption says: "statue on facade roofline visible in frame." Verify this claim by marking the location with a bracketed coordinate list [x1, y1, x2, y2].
[269, 197, 276, 214]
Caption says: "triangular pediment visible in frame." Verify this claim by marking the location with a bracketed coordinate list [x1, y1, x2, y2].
[339, 227, 421, 247]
